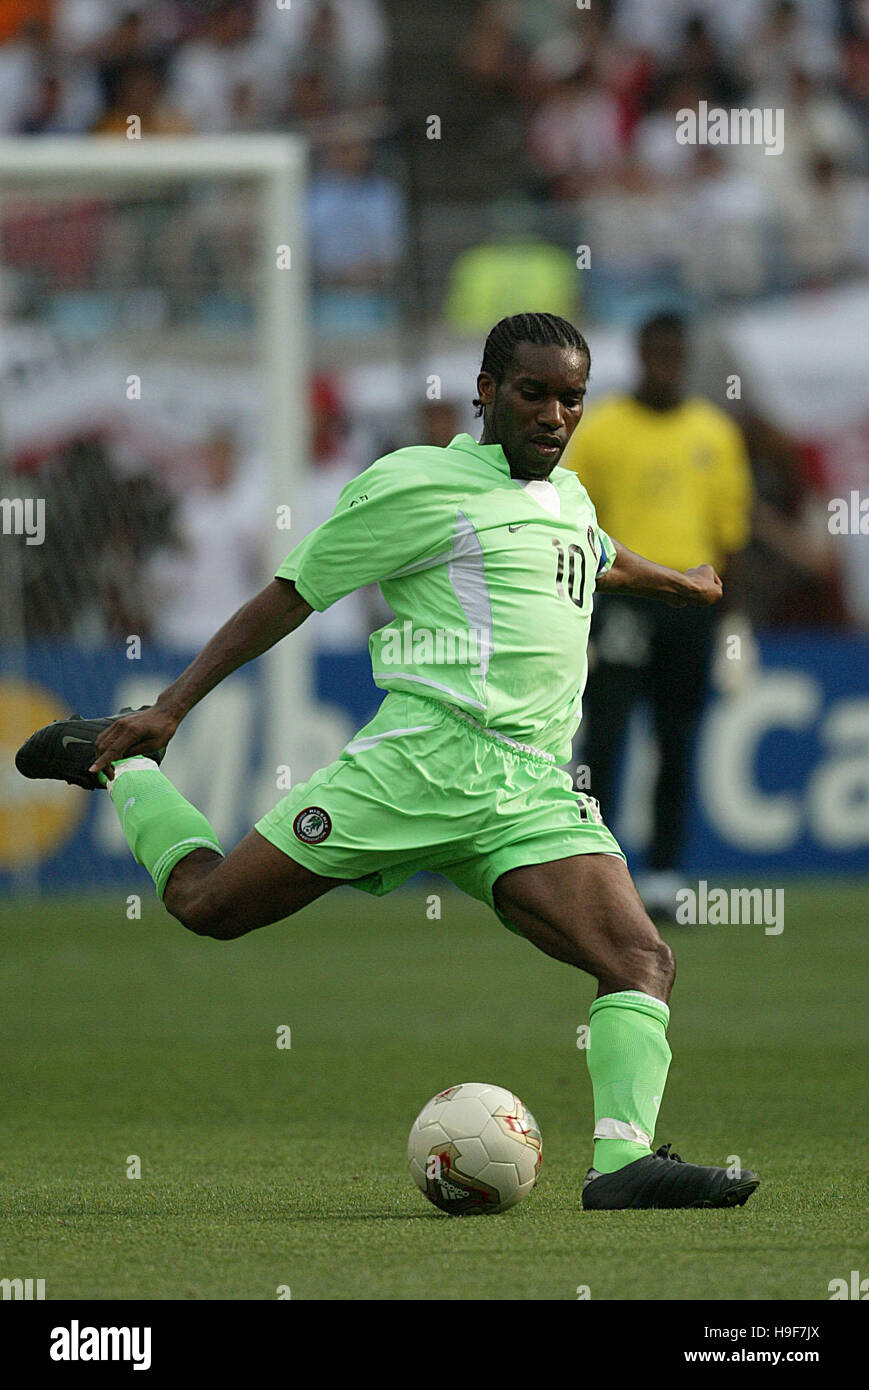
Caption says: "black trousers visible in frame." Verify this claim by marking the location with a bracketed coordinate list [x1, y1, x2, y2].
[580, 594, 716, 871]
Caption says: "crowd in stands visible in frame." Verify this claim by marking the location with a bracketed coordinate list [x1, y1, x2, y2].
[450, 0, 868, 320]
[1, 0, 867, 641]
[0, 1, 866, 317]
[0, 0, 401, 328]
[0, 1, 389, 135]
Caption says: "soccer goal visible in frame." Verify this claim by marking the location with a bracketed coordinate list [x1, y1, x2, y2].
[0, 136, 351, 891]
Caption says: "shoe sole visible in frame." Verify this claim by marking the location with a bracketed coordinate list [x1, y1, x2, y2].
[584, 1175, 760, 1211]
[693, 1176, 760, 1208]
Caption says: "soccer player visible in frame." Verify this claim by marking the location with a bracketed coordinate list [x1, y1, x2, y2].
[17, 313, 758, 1211]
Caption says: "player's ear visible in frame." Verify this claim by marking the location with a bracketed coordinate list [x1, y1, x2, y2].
[476, 372, 495, 408]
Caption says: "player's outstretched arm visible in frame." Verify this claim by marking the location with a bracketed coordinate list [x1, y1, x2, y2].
[596, 540, 723, 607]
[90, 579, 312, 775]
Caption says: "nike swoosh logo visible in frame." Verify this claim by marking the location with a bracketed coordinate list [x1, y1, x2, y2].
[508, 523, 529, 532]
[122, 797, 136, 821]
[62, 735, 91, 748]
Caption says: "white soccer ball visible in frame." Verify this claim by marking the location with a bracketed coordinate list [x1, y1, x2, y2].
[408, 1082, 543, 1215]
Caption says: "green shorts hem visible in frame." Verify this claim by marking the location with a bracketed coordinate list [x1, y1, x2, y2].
[446, 834, 626, 936]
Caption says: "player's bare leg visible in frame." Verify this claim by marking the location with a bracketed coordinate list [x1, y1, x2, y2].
[493, 851, 674, 999]
[493, 853, 759, 1209]
[162, 831, 348, 940]
[94, 750, 349, 938]
[15, 707, 346, 940]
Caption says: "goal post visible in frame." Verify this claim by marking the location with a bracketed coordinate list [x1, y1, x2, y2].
[0, 136, 351, 888]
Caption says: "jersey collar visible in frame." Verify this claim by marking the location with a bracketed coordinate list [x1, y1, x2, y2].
[447, 433, 512, 477]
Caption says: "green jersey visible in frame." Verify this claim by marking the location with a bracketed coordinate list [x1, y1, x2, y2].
[278, 432, 616, 761]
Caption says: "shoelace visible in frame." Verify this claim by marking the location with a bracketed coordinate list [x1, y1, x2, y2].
[654, 1143, 684, 1163]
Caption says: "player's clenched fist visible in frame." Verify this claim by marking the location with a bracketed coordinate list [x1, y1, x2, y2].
[670, 564, 723, 608]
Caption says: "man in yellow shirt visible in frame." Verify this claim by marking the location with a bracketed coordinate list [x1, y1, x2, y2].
[562, 312, 754, 919]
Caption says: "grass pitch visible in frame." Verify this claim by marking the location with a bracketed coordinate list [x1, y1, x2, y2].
[1, 880, 866, 1300]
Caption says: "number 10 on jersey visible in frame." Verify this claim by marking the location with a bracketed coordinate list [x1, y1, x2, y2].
[552, 539, 587, 608]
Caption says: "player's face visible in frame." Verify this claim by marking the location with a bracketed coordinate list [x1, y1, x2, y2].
[478, 344, 589, 479]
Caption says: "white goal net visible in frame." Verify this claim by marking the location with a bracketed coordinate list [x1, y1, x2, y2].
[0, 136, 350, 892]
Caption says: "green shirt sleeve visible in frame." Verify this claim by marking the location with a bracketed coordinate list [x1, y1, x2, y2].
[596, 525, 617, 577]
[276, 454, 452, 611]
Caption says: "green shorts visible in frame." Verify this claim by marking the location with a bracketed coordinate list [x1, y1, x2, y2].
[255, 691, 625, 933]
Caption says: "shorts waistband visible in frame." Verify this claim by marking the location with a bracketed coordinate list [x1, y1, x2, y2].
[410, 694, 556, 765]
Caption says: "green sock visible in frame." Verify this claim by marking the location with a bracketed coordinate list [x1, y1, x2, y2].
[586, 990, 672, 1174]
[105, 758, 224, 899]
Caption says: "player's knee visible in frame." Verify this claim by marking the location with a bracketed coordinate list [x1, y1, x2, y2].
[651, 936, 676, 994]
[163, 855, 241, 940]
[600, 929, 675, 998]
[190, 906, 242, 941]
[632, 933, 675, 998]
[169, 886, 238, 941]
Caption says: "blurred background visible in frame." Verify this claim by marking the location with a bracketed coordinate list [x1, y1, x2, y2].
[0, 0, 868, 894]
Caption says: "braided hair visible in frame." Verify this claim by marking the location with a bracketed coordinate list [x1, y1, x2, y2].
[473, 312, 591, 417]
